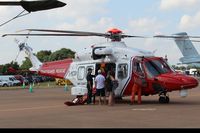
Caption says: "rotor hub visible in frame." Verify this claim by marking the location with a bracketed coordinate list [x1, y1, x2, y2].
[107, 28, 123, 34]
[107, 28, 123, 42]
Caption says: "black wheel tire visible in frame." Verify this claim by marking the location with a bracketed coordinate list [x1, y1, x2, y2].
[165, 96, 170, 104]
[3, 84, 8, 87]
[159, 96, 166, 104]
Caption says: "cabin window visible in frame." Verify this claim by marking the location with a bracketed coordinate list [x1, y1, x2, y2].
[118, 64, 128, 79]
[144, 59, 172, 78]
[77, 66, 85, 80]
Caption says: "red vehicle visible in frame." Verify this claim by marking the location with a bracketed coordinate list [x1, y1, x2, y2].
[14, 75, 29, 85]
[3, 28, 199, 104]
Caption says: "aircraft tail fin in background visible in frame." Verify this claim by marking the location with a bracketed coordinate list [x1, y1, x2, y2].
[173, 32, 200, 64]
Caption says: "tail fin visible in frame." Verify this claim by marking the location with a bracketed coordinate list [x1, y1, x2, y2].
[19, 43, 43, 71]
[174, 32, 200, 64]
[19, 42, 73, 79]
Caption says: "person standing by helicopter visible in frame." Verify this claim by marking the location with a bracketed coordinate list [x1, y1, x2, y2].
[131, 81, 142, 104]
[86, 68, 95, 105]
[95, 69, 106, 105]
[105, 71, 116, 106]
[131, 62, 145, 104]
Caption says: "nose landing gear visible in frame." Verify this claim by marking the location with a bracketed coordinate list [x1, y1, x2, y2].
[159, 92, 170, 104]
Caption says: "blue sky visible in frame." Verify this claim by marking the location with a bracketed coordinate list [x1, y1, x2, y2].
[1, 0, 200, 66]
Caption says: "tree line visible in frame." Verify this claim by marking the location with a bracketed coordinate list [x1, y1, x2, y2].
[0, 48, 75, 75]
[172, 65, 200, 71]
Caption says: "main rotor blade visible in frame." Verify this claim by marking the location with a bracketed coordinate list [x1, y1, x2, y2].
[154, 35, 200, 39]
[2, 33, 99, 37]
[122, 35, 148, 38]
[154, 35, 200, 43]
[20, 29, 108, 37]
[191, 40, 200, 43]
[154, 35, 188, 39]
[18, 29, 147, 38]
[188, 36, 200, 38]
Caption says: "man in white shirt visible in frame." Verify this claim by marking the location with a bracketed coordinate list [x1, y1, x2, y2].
[95, 69, 106, 105]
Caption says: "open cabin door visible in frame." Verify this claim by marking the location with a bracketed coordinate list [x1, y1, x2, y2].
[132, 57, 148, 92]
[70, 63, 96, 96]
[116, 63, 130, 96]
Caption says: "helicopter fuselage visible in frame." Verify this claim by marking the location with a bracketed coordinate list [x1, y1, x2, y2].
[33, 41, 198, 99]
[5, 28, 199, 104]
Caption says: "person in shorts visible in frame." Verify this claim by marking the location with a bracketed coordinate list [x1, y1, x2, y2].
[95, 69, 106, 105]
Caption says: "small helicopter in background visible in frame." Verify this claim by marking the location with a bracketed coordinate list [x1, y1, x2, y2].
[2, 28, 199, 105]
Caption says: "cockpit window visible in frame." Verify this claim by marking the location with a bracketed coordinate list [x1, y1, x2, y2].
[145, 59, 172, 78]
[133, 61, 145, 77]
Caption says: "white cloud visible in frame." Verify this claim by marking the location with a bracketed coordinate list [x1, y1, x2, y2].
[47, 0, 109, 20]
[49, 17, 115, 49]
[160, 0, 199, 10]
[55, 17, 114, 31]
[179, 11, 200, 30]
[128, 18, 164, 34]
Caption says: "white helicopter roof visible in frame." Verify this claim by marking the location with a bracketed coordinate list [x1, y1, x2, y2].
[75, 41, 154, 62]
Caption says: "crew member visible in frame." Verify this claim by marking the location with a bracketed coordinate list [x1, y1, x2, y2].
[131, 62, 143, 104]
[131, 82, 142, 104]
[86, 68, 95, 104]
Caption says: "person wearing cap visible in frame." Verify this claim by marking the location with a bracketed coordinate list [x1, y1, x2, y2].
[86, 68, 95, 104]
[95, 69, 106, 105]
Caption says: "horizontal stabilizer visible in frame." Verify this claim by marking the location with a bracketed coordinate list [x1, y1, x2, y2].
[180, 56, 200, 64]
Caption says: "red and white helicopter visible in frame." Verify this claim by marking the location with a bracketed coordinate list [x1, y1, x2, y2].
[3, 28, 199, 104]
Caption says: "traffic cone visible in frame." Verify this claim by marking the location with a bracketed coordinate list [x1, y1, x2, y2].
[64, 84, 68, 92]
[22, 82, 25, 89]
[29, 84, 33, 93]
[33, 82, 35, 87]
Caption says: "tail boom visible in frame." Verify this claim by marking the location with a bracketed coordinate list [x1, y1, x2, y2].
[38, 59, 73, 79]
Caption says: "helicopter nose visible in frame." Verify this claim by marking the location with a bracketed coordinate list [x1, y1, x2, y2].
[157, 73, 199, 90]
[179, 76, 199, 89]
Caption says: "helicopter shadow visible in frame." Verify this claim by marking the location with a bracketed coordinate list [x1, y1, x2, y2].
[114, 98, 200, 106]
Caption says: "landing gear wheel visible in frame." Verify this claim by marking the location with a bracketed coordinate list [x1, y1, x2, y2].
[159, 96, 166, 104]
[165, 96, 170, 104]
[159, 96, 170, 104]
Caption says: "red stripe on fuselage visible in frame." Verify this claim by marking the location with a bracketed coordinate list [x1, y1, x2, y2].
[38, 59, 73, 79]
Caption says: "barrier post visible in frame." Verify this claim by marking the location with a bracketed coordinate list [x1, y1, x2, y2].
[22, 82, 25, 89]
[64, 84, 68, 92]
[29, 84, 33, 93]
